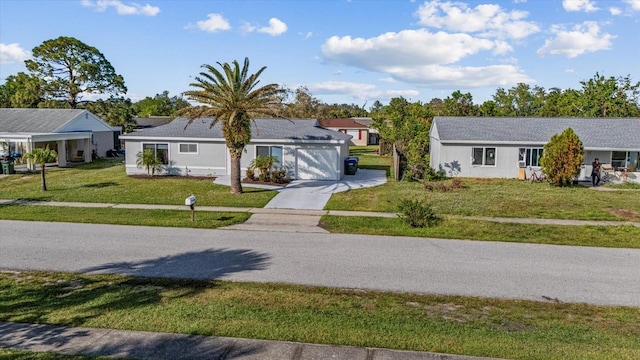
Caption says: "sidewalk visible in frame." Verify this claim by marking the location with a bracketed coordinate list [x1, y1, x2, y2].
[0, 321, 498, 360]
[1, 199, 639, 230]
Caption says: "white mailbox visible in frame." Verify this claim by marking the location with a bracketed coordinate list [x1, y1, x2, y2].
[184, 195, 196, 206]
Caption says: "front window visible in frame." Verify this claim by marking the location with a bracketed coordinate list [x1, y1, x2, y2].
[519, 148, 544, 167]
[143, 143, 169, 164]
[472, 147, 496, 166]
[179, 143, 198, 154]
[612, 151, 639, 171]
[256, 145, 283, 165]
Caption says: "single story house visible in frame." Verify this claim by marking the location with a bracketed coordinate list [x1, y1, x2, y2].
[429, 117, 640, 183]
[120, 117, 353, 180]
[352, 117, 380, 145]
[318, 118, 371, 146]
[0, 108, 120, 168]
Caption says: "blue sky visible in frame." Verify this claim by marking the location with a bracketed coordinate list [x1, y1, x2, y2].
[1, 0, 639, 106]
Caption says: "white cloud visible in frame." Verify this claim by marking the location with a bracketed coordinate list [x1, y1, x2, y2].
[322, 29, 496, 69]
[624, 0, 640, 11]
[388, 64, 532, 88]
[0, 43, 30, 64]
[536, 21, 615, 58]
[258, 18, 288, 36]
[562, 0, 598, 12]
[191, 13, 231, 33]
[415, 0, 539, 39]
[81, 0, 160, 16]
[321, 29, 532, 88]
[609, 7, 622, 15]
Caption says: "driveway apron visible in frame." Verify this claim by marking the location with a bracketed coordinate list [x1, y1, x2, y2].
[221, 169, 387, 232]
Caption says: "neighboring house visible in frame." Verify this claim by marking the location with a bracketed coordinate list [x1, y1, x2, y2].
[318, 118, 370, 146]
[120, 117, 353, 180]
[352, 117, 380, 145]
[133, 116, 172, 129]
[0, 108, 120, 168]
[430, 117, 640, 183]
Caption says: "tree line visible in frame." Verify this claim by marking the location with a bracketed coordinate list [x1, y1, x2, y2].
[2, 36, 638, 133]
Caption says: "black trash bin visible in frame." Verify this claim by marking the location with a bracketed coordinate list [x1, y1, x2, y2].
[1, 160, 15, 175]
[344, 157, 358, 175]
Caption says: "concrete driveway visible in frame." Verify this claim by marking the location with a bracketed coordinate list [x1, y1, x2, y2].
[266, 169, 386, 210]
[215, 169, 387, 210]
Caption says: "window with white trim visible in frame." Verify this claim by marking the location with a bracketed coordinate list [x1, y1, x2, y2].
[519, 148, 544, 167]
[142, 143, 169, 164]
[179, 143, 198, 154]
[472, 147, 496, 166]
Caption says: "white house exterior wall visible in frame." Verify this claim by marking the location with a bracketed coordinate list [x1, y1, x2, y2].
[93, 131, 115, 157]
[434, 143, 528, 178]
[124, 139, 349, 180]
[124, 140, 228, 176]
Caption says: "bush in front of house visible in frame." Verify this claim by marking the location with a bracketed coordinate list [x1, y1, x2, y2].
[540, 127, 584, 187]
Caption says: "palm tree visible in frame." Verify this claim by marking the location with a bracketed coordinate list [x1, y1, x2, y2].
[181, 57, 284, 194]
[136, 149, 163, 177]
[22, 145, 57, 191]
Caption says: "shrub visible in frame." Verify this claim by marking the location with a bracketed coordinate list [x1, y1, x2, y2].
[397, 198, 441, 228]
[540, 127, 584, 187]
[245, 167, 255, 180]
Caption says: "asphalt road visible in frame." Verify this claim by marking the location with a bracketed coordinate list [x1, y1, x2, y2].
[1, 220, 639, 306]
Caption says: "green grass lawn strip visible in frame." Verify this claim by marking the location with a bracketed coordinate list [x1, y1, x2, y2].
[326, 178, 640, 221]
[1, 271, 638, 360]
[319, 216, 640, 248]
[0, 350, 113, 360]
[0, 205, 249, 229]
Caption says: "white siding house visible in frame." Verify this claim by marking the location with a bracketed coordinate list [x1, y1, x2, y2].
[0, 108, 119, 169]
[120, 117, 352, 180]
[430, 117, 640, 183]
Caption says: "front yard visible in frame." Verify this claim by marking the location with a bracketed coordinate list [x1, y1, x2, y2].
[0, 158, 277, 208]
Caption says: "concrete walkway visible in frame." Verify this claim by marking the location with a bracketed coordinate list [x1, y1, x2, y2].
[0, 322, 497, 360]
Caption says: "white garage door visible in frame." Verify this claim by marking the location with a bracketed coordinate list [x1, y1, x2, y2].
[296, 148, 338, 180]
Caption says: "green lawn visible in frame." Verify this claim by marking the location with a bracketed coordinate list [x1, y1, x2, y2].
[0, 350, 113, 360]
[2, 271, 639, 360]
[328, 173, 640, 222]
[320, 216, 640, 248]
[0, 159, 277, 207]
[0, 205, 249, 229]
[349, 145, 393, 176]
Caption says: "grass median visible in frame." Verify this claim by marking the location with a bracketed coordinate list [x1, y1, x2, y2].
[0, 350, 111, 359]
[1, 271, 638, 360]
[319, 216, 640, 248]
[0, 204, 249, 229]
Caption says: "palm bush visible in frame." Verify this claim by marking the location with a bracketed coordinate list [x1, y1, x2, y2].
[136, 149, 162, 177]
[22, 145, 58, 191]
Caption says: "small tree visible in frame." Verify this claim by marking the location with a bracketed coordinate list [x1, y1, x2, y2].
[22, 145, 58, 191]
[540, 127, 584, 186]
[136, 149, 162, 177]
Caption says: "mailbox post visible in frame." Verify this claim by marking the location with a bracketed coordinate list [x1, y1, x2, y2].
[185, 195, 196, 222]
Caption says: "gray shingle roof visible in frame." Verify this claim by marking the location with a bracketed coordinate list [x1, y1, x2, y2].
[122, 117, 352, 142]
[0, 108, 87, 133]
[433, 117, 640, 150]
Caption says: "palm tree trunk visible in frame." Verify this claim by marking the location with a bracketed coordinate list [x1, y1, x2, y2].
[40, 164, 47, 191]
[229, 149, 243, 194]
